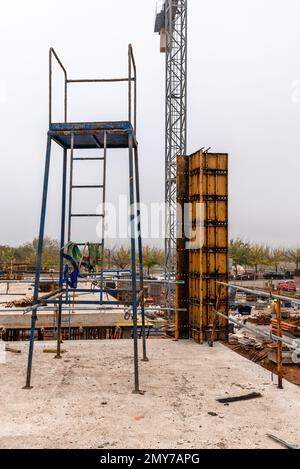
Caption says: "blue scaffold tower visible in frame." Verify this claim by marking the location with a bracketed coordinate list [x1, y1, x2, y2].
[24, 45, 147, 394]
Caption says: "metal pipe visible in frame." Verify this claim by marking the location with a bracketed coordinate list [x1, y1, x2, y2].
[24, 136, 52, 389]
[218, 281, 300, 305]
[22, 291, 64, 315]
[49, 48, 68, 78]
[0, 278, 184, 285]
[129, 134, 140, 393]
[46, 300, 133, 305]
[67, 288, 138, 294]
[70, 214, 104, 217]
[49, 49, 51, 125]
[128, 44, 137, 133]
[67, 78, 134, 83]
[67, 132, 75, 241]
[276, 292, 283, 389]
[128, 45, 132, 125]
[100, 132, 107, 304]
[0, 306, 186, 313]
[55, 148, 68, 359]
[213, 309, 300, 350]
[49, 48, 68, 125]
[72, 185, 104, 189]
[134, 146, 148, 361]
[65, 76, 67, 122]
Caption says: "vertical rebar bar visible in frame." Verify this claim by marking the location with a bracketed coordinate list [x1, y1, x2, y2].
[276, 292, 283, 389]
[49, 48, 68, 126]
[67, 132, 75, 242]
[55, 148, 68, 359]
[134, 146, 148, 362]
[64, 79, 68, 123]
[100, 132, 107, 304]
[129, 135, 140, 393]
[49, 49, 52, 126]
[128, 46, 132, 124]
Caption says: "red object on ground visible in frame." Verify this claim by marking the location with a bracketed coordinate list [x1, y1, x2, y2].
[277, 280, 296, 292]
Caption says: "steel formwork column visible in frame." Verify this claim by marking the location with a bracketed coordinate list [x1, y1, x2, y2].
[187, 151, 228, 343]
[164, 0, 187, 317]
[24, 136, 52, 389]
[175, 155, 189, 339]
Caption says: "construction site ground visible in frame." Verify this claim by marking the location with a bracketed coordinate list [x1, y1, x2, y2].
[227, 341, 300, 387]
[1, 339, 300, 449]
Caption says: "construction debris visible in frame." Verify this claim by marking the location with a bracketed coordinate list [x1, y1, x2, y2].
[151, 318, 175, 336]
[245, 293, 258, 302]
[43, 349, 66, 354]
[4, 289, 60, 309]
[247, 310, 272, 325]
[229, 333, 269, 363]
[248, 349, 269, 363]
[267, 434, 299, 450]
[5, 346, 21, 354]
[271, 319, 300, 337]
[39, 282, 58, 293]
[217, 392, 262, 404]
[229, 332, 267, 350]
[5, 296, 34, 308]
[267, 343, 294, 365]
[290, 315, 300, 326]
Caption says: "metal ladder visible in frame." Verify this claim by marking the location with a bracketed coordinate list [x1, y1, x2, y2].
[67, 131, 107, 304]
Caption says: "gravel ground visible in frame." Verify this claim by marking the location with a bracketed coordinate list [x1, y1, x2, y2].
[1, 339, 300, 449]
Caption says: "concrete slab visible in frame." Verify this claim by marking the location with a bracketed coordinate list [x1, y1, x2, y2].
[0, 310, 131, 328]
[0, 339, 300, 449]
[0, 282, 33, 304]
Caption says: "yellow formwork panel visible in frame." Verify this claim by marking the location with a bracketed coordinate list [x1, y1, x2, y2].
[176, 150, 228, 342]
[189, 151, 228, 342]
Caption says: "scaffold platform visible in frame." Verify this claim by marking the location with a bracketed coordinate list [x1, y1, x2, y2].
[24, 45, 147, 394]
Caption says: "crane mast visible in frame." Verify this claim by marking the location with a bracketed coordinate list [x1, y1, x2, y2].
[155, 0, 187, 316]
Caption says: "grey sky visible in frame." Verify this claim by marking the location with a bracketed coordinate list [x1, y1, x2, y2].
[0, 0, 300, 247]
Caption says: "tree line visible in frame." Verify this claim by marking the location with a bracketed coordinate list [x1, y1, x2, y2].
[0, 238, 164, 276]
[1, 237, 299, 275]
[229, 238, 300, 273]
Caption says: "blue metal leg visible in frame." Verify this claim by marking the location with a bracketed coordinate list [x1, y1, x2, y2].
[129, 135, 140, 394]
[55, 148, 68, 358]
[134, 146, 148, 362]
[24, 136, 52, 389]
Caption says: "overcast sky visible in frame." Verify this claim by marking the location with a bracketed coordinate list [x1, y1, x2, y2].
[1, 0, 300, 248]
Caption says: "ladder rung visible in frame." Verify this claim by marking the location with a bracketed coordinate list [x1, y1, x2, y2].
[72, 185, 104, 189]
[71, 214, 104, 218]
[75, 242, 103, 247]
[73, 158, 105, 161]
